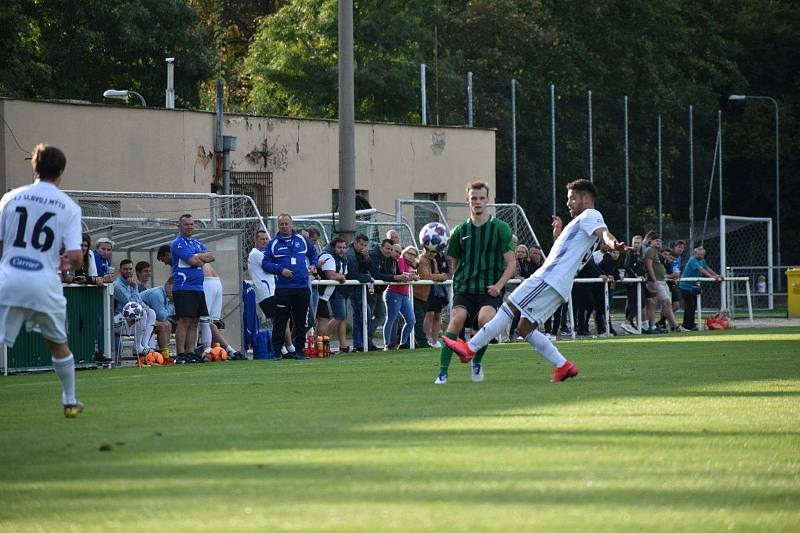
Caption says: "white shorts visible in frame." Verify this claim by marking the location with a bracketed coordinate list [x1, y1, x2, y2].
[0, 305, 68, 347]
[508, 277, 565, 328]
[203, 277, 223, 321]
[652, 280, 671, 302]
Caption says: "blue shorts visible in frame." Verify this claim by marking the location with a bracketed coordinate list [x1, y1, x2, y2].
[317, 290, 348, 321]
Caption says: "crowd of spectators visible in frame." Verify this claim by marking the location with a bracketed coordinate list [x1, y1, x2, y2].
[58, 215, 730, 367]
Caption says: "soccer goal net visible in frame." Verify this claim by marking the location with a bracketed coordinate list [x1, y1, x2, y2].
[395, 200, 543, 253]
[701, 215, 773, 311]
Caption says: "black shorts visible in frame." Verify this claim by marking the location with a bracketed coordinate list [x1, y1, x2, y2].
[259, 296, 276, 319]
[174, 290, 209, 319]
[316, 299, 331, 320]
[453, 292, 502, 329]
[426, 295, 448, 313]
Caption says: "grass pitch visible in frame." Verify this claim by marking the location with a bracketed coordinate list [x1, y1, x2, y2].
[1, 328, 799, 532]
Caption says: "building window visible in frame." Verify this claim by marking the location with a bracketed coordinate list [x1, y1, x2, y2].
[230, 171, 273, 217]
[331, 189, 372, 214]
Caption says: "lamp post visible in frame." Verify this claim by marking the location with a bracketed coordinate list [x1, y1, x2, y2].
[103, 89, 147, 107]
[728, 94, 781, 271]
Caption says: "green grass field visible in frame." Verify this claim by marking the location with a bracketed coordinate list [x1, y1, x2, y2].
[2, 328, 799, 532]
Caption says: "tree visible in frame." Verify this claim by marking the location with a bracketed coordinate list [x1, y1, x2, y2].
[0, 0, 214, 108]
[245, 0, 453, 122]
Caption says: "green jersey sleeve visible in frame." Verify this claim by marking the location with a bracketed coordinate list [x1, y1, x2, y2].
[447, 224, 462, 258]
[498, 220, 514, 253]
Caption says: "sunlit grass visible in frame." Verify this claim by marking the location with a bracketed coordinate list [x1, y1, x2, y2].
[1, 327, 798, 531]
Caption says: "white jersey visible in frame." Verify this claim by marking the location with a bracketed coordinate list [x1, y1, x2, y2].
[0, 180, 82, 312]
[317, 251, 347, 301]
[534, 208, 606, 300]
[248, 247, 275, 303]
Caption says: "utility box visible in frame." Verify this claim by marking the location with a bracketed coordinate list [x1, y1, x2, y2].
[787, 269, 800, 318]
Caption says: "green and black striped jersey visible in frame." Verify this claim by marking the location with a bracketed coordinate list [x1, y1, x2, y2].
[447, 216, 514, 294]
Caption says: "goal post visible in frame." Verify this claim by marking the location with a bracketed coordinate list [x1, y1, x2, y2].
[719, 215, 773, 311]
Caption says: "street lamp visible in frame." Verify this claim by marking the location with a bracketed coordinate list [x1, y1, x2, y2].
[103, 89, 147, 107]
[728, 94, 781, 271]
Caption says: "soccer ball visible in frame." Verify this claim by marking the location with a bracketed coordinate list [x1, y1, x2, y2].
[418, 222, 450, 253]
[122, 301, 144, 322]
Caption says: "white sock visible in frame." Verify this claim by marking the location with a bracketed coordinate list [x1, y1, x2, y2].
[199, 320, 212, 347]
[468, 303, 515, 351]
[642, 320, 650, 329]
[226, 344, 236, 354]
[526, 329, 567, 368]
[281, 346, 288, 355]
[52, 354, 76, 405]
[143, 309, 155, 351]
[286, 344, 296, 353]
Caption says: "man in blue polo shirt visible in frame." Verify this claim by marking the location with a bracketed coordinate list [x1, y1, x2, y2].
[169, 214, 215, 362]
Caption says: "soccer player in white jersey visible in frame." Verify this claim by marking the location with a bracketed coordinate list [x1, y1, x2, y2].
[444, 179, 628, 382]
[0, 145, 85, 417]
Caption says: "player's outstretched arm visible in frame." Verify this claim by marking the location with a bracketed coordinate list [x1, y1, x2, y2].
[593, 227, 628, 252]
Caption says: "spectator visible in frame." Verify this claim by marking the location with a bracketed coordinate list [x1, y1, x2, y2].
[135, 261, 152, 292]
[167, 214, 216, 363]
[306, 227, 323, 330]
[140, 277, 176, 359]
[261, 214, 318, 359]
[384, 245, 419, 349]
[113, 259, 158, 359]
[386, 229, 401, 245]
[345, 233, 374, 352]
[621, 235, 646, 334]
[679, 246, 722, 330]
[413, 247, 447, 348]
[248, 229, 276, 323]
[594, 246, 620, 336]
[199, 263, 247, 360]
[643, 235, 685, 333]
[72, 233, 102, 285]
[367, 238, 407, 349]
[316, 236, 350, 353]
[424, 251, 450, 348]
[91, 236, 116, 363]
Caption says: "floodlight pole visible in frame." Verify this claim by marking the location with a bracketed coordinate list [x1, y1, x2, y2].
[728, 94, 781, 274]
[511, 78, 517, 205]
[338, 0, 356, 241]
[588, 90, 593, 182]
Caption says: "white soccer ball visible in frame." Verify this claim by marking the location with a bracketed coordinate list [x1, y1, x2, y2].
[419, 222, 450, 253]
[122, 301, 144, 322]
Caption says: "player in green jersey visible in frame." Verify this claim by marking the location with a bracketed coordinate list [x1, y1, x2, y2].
[434, 181, 516, 384]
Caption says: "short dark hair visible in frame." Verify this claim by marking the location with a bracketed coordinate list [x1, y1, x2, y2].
[306, 227, 320, 238]
[381, 238, 394, 247]
[135, 261, 151, 274]
[330, 237, 347, 247]
[354, 233, 369, 243]
[120, 259, 133, 268]
[566, 178, 596, 198]
[31, 144, 66, 180]
[255, 229, 268, 238]
[157, 244, 171, 259]
[467, 180, 490, 196]
[671, 240, 686, 248]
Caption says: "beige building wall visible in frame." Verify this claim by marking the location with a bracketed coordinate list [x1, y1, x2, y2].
[1, 98, 495, 217]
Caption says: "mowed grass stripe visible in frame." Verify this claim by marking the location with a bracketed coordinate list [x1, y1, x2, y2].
[0, 327, 798, 531]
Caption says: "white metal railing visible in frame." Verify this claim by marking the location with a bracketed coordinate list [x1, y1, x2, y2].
[302, 275, 752, 347]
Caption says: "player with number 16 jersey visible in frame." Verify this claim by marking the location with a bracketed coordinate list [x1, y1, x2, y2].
[0, 172, 82, 312]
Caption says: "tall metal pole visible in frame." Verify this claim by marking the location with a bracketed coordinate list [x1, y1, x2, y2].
[338, 0, 356, 241]
[624, 95, 630, 242]
[467, 72, 473, 128]
[718, 110, 723, 218]
[511, 79, 517, 205]
[550, 83, 556, 215]
[588, 90, 594, 182]
[420, 64, 427, 126]
[657, 114, 663, 236]
[689, 105, 694, 250]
